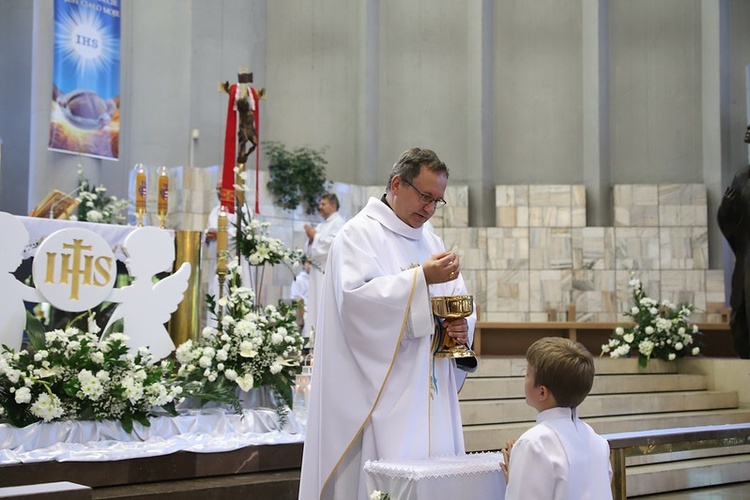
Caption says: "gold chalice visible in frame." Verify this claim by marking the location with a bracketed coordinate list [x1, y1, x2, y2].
[431, 295, 476, 359]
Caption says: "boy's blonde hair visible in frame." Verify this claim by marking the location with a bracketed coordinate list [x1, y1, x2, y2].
[526, 337, 595, 408]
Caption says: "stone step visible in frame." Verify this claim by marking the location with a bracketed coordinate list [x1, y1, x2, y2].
[463, 408, 750, 453]
[471, 356, 679, 378]
[461, 373, 707, 400]
[91, 469, 300, 500]
[460, 390, 739, 425]
[626, 454, 750, 497]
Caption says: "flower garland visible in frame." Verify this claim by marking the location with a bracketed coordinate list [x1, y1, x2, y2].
[0, 314, 181, 432]
[602, 273, 702, 368]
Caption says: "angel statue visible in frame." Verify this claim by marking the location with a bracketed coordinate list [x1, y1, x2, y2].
[0, 212, 44, 351]
[104, 227, 191, 360]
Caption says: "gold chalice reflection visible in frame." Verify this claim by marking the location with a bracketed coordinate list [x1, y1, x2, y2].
[431, 295, 476, 359]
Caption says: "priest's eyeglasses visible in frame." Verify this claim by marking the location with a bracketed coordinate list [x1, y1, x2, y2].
[402, 179, 447, 209]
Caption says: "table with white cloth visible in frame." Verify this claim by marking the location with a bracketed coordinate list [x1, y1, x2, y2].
[18, 216, 156, 261]
[364, 452, 506, 500]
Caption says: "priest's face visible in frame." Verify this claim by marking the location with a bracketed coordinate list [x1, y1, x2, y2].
[391, 167, 448, 228]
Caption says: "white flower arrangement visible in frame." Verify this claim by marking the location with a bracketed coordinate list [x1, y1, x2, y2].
[602, 273, 702, 369]
[370, 491, 391, 500]
[0, 315, 182, 432]
[236, 206, 303, 267]
[174, 258, 305, 416]
[69, 166, 128, 224]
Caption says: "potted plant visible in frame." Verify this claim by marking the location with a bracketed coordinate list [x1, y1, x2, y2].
[265, 142, 329, 215]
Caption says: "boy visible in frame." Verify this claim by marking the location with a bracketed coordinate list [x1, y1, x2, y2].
[502, 337, 613, 499]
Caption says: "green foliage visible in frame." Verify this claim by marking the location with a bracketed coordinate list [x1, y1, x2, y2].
[265, 142, 329, 215]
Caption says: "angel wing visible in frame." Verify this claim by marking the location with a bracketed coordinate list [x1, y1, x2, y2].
[151, 262, 191, 324]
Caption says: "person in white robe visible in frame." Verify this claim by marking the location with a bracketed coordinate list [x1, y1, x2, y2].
[502, 337, 612, 500]
[303, 193, 344, 338]
[291, 257, 312, 341]
[299, 148, 477, 500]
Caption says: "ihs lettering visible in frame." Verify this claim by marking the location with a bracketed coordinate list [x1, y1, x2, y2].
[44, 238, 113, 300]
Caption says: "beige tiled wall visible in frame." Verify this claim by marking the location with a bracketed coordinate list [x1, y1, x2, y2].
[173, 173, 726, 329]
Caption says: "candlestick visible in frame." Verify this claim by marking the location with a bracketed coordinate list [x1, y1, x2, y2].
[157, 165, 169, 228]
[134, 163, 147, 227]
[217, 205, 229, 304]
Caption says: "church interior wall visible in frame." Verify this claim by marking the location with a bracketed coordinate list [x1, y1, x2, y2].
[0, 1, 748, 330]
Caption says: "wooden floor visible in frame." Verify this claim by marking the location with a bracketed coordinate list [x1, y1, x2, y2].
[637, 482, 750, 499]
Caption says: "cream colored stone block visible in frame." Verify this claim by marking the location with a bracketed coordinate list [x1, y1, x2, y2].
[486, 269, 529, 314]
[659, 227, 708, 270]
[571, 269, 617, 319]
[573, 227, 615, 270]
[660, 270, 707, 312]
[530, 227, 573, 270]
[441, 228, 487, 270]
[529, 269, 573, 313]
[495, 186, 529, 227]
[613, 185, 659, 227]
[486, 227, 529, 270]
[615, 227, 661, 270]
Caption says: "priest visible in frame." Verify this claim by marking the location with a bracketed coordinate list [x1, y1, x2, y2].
[299, 147, 476, 500]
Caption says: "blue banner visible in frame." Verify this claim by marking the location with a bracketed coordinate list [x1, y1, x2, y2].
[49, 0, 121, 160]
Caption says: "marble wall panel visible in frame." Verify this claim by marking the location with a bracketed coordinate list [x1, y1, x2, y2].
[572, 185, 586, 227]
[659, 227, 709, 270]
[495, 185, 530, 227]
[486, 269, 529, 314]
[459, 269, 486, 318]
[613, 185, 659, 227]
[530, 227, 573, 270]
[660, 270, 707, 314]
[572, 227, 615, 270]
[658, 184, 707, 227]
[528, 269, 573, 314]
[614, 227, 661, 270]
[439, 228, 487, 270]
[432, 185, 469, 228]
[571, 270, 617, 322]
[486, 227, 529, 270]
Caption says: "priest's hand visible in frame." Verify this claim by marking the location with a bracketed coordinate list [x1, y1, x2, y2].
[442, 317, 470, 345]
[423, 251, 460, 284]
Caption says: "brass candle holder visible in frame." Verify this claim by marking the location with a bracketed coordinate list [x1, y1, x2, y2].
[431, 295, 476, 359]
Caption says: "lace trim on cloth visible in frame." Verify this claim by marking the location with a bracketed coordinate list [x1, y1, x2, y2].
[364, 452, 504, 481]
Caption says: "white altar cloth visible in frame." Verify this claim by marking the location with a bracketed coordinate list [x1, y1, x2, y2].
[364, 452, 506, 500]
[18, 216, 170, 261]
[0, 408, 303, 465]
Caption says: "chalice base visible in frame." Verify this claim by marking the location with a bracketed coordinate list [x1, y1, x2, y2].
[435, 344, 477, 359]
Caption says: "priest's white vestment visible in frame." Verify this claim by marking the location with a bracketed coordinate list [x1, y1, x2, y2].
[505, 407, 613, 500]
[304, 211, 345, 336]
[299, 197, 476, 500]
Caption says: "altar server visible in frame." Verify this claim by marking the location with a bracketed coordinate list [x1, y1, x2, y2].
[299, 148, 476, 500]
[501, 337, 613, 500]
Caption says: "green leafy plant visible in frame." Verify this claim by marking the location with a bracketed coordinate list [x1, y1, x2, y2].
[265, 142, 329, 215]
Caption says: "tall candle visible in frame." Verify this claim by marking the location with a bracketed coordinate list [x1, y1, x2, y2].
[135, 163, 147, 216]
[157, 166, 169, 217]
[217, 205, 228, 274]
